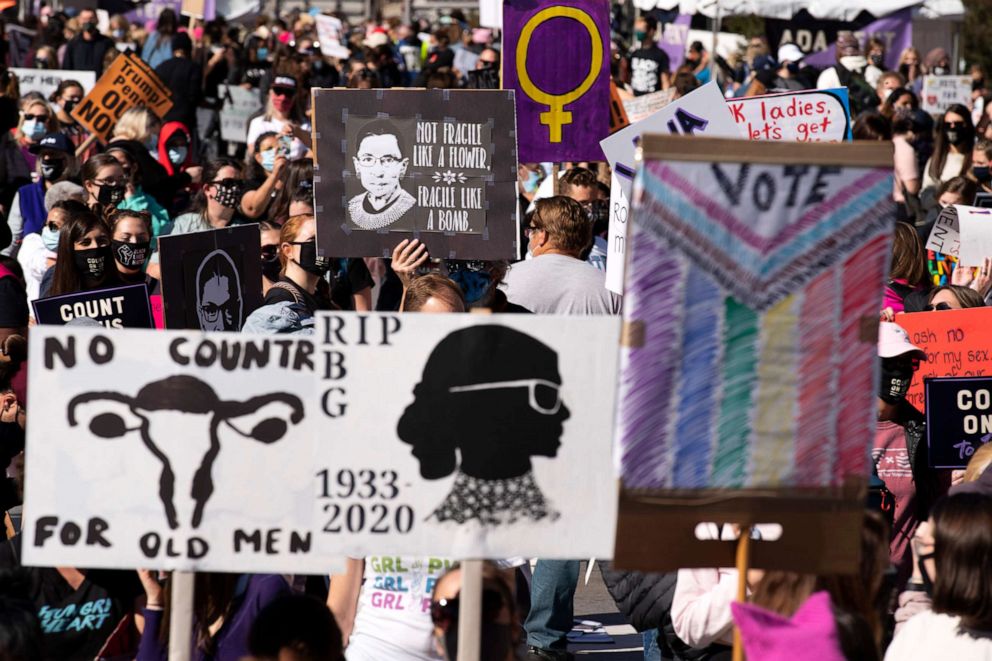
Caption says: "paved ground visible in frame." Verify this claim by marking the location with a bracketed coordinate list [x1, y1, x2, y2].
[568, 562, 643, 660]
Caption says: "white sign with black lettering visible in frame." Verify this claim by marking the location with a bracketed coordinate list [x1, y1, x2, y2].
[218, 84, 263, 143]
[312, 312, 620, 559]
[22, 326, 340, 573]
[11, 68, 96, 100]
[605, 173, 630, 295]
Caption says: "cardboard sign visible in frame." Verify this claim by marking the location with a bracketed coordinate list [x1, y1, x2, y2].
[311, 312, 619, 558]
[609, 83, 630, 133]
[158, 225, 262, 332]
[727, 88, 852, 142]
[315, 14, 350, 59]
[72, 53, 173, 142]
[895, 308, 992, 412]
[921, 75, 972, 115]
[605, 173, 629, 295]
[925, 376, 992, 469]
[33, 284, 154, 329]
[218, 84, 263, 144]
[614, 137, 895, 573]
[621, 89, 674, 124]
[22, 326, 342, 572]
[503, 0, 610, 162]
[11, 68, 96, 100]
[924, 204, 992, 265]
[312, 89, 519, 260]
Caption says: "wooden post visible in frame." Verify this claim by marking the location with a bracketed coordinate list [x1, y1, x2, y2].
[551, 163, 560, 196]
[732, 527, 751, 661]
[457, 559, 483, 661]
[74, 133, 98, 159]
[168, 571, 195, 661]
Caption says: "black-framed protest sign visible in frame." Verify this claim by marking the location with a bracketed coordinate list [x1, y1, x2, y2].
[158, 225, 262, 332]
[311, 88, 519, 260]
[925, 376, 992, 469]
[33, 283, 154, 329]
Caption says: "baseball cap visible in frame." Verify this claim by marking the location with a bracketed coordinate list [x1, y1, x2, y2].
[29, 132, 73, 155]
[753, 55, 777, 72]
[272, 75, 297, 91]
[877, 321, 927, 360]
[777, 43, 804, 64]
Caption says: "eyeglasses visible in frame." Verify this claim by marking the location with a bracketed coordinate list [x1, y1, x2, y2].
[430, 588, 506, 632]
[356, 154, 403, 167]
[945, 122, 966, 129]
[449, 378, 562, 415]
[23, 113, 49, 121]
[924, 302, 954, 311]
[271, 87, 295, 97]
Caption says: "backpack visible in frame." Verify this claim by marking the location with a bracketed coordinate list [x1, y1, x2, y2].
[835, 65, 878, 117]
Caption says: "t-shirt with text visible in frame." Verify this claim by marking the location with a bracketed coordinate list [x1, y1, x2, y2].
[629, 46, 670, 96]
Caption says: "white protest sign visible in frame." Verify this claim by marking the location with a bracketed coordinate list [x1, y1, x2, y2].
[726, 88, 852, 142]
[479, 0, 502, 29]
[924, 204, 978, 258]
[921, 75, 972, 115]
[600, 82, 740, 197]
[311, 312, 620, 559]
[218, 84, 263, 144]
[956, 206, 992, 266]
[605, 173, 629, 295]
[315, 14, 351, 59]
[11, 68, 96, 100]
[23, 326, 342, 573]
[621, 89, 674, 124]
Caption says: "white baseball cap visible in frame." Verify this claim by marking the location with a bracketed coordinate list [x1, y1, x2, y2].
[777, 43, 805, 64]
[878, 321, 927, 360]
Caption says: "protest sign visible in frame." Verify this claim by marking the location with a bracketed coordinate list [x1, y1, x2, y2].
[11, 68, 96, 100]
[218, 84, 263, 143]
[158, 225, 262, 332]
[311, 89, 519, 260]
[727, 88, 852, 142]
[921, 75, 972, 115]
[21, 325, 342, 573]
[614, 136, 895, 572]
[605, 174, 629, 295]
[33, 284, 154, 329]
[622, 89, 674, 124]
[315, 14, 350, 59]
[658, 14, 691, 72]
[609, 83, 630, 133]
[71, 53, 173, 142]
[311, 312, 619, 558]
[925, 376, 992, 469]
[503, 0, 610, 162]
[895, 308, 992, 411]
[924, 204, 992, 265]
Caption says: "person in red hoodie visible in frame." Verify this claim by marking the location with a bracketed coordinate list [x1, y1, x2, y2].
[155, 121, 202, 214]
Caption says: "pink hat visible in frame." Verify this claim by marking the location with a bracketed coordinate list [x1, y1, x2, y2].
[731, 592, 846, 661]
[878, 321, 927, 360]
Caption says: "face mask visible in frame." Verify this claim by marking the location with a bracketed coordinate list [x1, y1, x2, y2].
[787, 62, 800, 74]
[62, 99, 77, 113]
[945, 127, 971, 146]
[35, 58, 50, 68]
[42, 225, 60, 251]
[212, 182, 243, 209]
[97, 182, 125, 206]
[292, 240, 330, 276]
[312, 59, 326, 73]
[869, 53, 884, 68]
[522, 169, 540, 193]
[261, 249, 282, 281]
[449, 268, 492, 305]
[84, 21, 98, 35]
[111, 239, 150, 268]
[257, 47, 269, 60]
[40, 159, 65, 181]
[975, 166, 991, 183]
[634, 29, 647, 42]
[168, 146, 188, 165]
[260, 149, 276, 172]
[442, 622, 513, 661]
[879, 357, 914, 404]
[22, 120, 45, 140]
[73, 245, 110, 280]
[933, 66, 949, 76]
[112, 28, 125, 39]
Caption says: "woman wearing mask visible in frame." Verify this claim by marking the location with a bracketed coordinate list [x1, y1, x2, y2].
[245, 73, 311, 161]
[4, 132, 77, 258]
[261, 213, 333, 314]
[259, 219, 281, 295]
[105, 144, 172, 242]
[241, 132, 287, 220]
[108, 108, 181, 210]
[156, 121, 200, 213]
[922, 105, 974, 192]
[42, 207, 121, 298]
[898, 47, 925, 89]
[17, 199, 86, 304]
[81, 153, 127, 219]
[16, 98, 58, 171]
[169, 158, 245, 235]
[107, 209, 157, 292]
[32, 45, 58, 69]
[971, 138, 992, 195]
[48, 80, 97, 161]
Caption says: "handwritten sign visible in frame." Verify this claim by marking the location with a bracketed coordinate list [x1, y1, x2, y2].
[921, 75, 972, 115]
[621, 89, 674, 124]
[314, 14, 350, 59]
[33, 284, 154, 329]
[605, 173, 629, 295]
[925, 376, 992, 469]
[11, 68, 96, 100]
[925, 204, 992, 265]
[896, 308, 992, 411]
[503, 0, 610, 162]
[727, 88, 852, 142]
[218, 84, 263, 143]
[72, 53, 173, 142]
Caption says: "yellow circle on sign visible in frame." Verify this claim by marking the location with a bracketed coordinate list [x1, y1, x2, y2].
[515, 5, 604, 142]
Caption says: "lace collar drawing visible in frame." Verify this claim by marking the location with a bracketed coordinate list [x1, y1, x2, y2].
[347, 189, 416, 230]
[431, 470, 560, 526]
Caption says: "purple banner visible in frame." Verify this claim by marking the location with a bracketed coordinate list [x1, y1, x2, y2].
[775, 9, 913, 71]
[659, 14, 691, 74]
[503, 0, 610, 162]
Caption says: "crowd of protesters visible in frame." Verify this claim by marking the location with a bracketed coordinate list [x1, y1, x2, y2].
[0, 3, 989, 661]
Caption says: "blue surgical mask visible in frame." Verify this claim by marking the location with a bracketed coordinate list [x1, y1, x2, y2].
[257, 46, 269, 60]
[167, 146, 188, 165]
[522, 169, 541, 193]
[22, 120, 45, 140]
[260, 149, 276, 172]
[42, 225, 60, 251]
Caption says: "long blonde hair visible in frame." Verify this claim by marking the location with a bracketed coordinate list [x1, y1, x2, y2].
[112, 106, 160, 142]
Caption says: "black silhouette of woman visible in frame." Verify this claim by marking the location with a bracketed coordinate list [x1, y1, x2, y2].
[398, 325, 569, 525]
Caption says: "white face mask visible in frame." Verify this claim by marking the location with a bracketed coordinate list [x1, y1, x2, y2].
[167, 146, 188, 165]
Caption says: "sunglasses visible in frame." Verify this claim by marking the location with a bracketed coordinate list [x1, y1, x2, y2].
[430, 588, 506, 632]
[23, 113, 49, 121]
[924, 302, 954, 311]
[449, 378, 562, 414]
[211, 178, 244, 188]
[271, 87, 295, 97]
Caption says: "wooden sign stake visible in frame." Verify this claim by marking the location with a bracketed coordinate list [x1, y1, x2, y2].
[168, 571, 195, 661]
[732, 527, 751, 661]
[457, 559, 483, 661]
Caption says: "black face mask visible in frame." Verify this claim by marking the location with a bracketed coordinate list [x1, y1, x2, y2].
[40, 157, 66, 181]
[212, 182, 243, 209]
[111, 239, 150, 268]
[879, 356, 915, 404]
[97, 182, 125, 206]
[0, 418, 25, 458]
[74, 245, 111, 281]
[443, 622, 514, 661]
[62, 99, 78, 113]
[869, 53, 884, 68]
[261, 247, 281, 281]
[945, 126, 972, 146]
[292, 240, 330, 276]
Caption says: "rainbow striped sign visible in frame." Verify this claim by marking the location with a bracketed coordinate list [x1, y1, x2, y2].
[617, 137, 896, 491]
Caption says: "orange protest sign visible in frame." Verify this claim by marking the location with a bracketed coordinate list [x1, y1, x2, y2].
[609, 82, 629, 134]
[895, 308, 992, 411]
[71, 53, 173, 142]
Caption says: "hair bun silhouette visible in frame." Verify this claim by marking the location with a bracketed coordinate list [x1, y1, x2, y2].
[398, 325, 560, 480]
